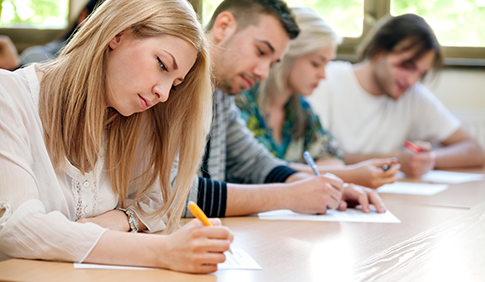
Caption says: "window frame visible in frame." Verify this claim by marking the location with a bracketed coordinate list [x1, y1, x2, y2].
[191, 0, 485, 66]
[3, 0, 482, 65]
[0, 0, 74, 53]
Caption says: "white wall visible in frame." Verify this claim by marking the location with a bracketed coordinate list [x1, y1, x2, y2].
[424, 67, 485, 149]
[424, 67, 485, 110]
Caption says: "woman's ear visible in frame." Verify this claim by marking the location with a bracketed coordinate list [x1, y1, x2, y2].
[108, 32, 124, 50]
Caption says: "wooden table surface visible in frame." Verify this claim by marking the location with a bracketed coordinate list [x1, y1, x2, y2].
[1, 169, 484, 282]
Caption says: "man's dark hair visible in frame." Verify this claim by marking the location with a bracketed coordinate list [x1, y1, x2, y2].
[206, 0, 299, 40]
[358, 13, 442, 71]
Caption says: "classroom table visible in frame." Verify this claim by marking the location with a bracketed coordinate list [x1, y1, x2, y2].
[381, 167, 485, 209]
[1, 169, 485, 282]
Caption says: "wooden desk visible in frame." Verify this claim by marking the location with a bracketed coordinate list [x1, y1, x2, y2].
[382, 167, 485, 209]
[355, 201, 485, 281]
[1, 171, 484, 282]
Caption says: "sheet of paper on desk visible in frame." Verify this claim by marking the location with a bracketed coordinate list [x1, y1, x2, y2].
[258, 208, 400, 223]
[377, 182, 448, 195]
[218, 249, 262, 270]
[420, 170, 484, 184]
[74, 248, 261, 270]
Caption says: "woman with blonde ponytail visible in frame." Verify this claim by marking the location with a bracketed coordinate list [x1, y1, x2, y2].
[0, 0, 233, 274]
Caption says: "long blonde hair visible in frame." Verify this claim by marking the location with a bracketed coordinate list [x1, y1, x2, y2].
[38, 0, 212, 233]
[258, 7, 341, 138]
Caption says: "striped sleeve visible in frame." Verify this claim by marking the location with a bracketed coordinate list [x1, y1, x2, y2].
[264, 165, 298, 183]
[196, 177, 227, 218]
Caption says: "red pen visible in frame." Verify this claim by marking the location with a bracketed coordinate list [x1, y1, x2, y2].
[404, 141, 422, 153]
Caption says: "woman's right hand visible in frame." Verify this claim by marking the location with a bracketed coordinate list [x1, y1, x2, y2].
[157, 218, 234, 273]
[346, 158, 400, 189]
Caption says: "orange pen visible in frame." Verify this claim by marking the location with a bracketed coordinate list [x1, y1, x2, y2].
[188, 201, 212, 226]
[188, 201, 233, 254]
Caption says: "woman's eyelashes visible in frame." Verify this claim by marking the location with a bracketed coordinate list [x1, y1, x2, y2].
[157, 56, 177, 91]
[157, 56, 169, 71]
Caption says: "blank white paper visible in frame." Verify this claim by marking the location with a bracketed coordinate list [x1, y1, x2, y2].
[218, 249, 262, 270]
[258, 208, 400, 223]
[420, 170, 484, 184]
[377, 182, 448, 195]
[74, 248, 261, 271]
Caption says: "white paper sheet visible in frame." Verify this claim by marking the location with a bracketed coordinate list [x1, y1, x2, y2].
[218, 249, 262, 270]
[74, 248, 261, 271]
[377, 182, 448, 195]
[420, 170, 484, 184]
[258, 208, 400, 223]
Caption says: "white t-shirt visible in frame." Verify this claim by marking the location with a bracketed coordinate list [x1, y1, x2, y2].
[307, 61, 460, 155]
[0, 65, 166, 263]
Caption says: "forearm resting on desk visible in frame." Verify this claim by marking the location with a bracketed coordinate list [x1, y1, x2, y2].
[225, 183, 294, 216]
[344, 152, 398, 165]
[289, 160, 399, 189]
[84, 218, 233, 274]
[77, 209, 147, 232]
[225, 175, 343, 216]
[434, 139, 485, 169]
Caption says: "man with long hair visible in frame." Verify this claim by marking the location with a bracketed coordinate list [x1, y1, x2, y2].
[308, 14, 485, 177]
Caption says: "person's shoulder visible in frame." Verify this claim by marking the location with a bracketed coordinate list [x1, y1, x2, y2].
[0, 67, 28, 89]
[298, 96, 320, 120]
[20, 40, 63, 65]
[0, 67, 33, 106]
[327, 60, 353, 72]
[404, 82, 439, 103]
[325, 61, 354, 82]
[298, 95, 312, 110]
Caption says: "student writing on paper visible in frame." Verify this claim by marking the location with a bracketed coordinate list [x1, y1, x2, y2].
[77, 0, 386, 238]
[307, 14, 485, 177]
[180, 0, 386, 216]
[236, 7, 400, 189]
[0, 0, 233, 274]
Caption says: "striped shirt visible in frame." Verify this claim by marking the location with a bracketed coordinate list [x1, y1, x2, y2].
[182, 89, 297, 218]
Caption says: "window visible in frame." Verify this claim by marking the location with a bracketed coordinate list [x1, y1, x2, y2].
[195, 0, 485, 65]
[0, 0, 70, 52]
[0, 0, 69, 29]
[201, 0, 364, 38]
[391, 0, 485, 48]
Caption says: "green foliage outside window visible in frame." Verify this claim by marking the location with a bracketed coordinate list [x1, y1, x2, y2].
[203, 0, 485, 48]
[0, 0, 68, 29]
[202, 0, 363, 38]
[391, 0, 485, 47]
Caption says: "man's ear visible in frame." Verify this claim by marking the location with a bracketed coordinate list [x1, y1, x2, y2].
[77, 8, 89, 25]
[371, 48, 384, 62]
[211, 11, 238, 44]
[108, 31, 125, 50]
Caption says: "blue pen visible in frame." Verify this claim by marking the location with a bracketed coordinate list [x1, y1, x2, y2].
[303, 151, 320, 176]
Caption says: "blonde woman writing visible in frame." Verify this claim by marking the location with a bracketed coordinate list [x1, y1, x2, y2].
[236, 7, 399, 189]
[0, 0, 232, 274]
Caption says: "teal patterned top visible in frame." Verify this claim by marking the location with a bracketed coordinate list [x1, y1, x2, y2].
[236, 85, 343, 163]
